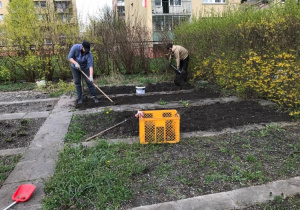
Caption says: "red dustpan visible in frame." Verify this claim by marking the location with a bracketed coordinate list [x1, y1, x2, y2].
[4, 184, 36, 210]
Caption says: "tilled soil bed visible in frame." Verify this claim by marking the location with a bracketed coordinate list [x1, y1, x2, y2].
[68, 101, 292, 142]
[0, 100, 58, 114]
[0, 90, 56, 149]
[0, 118, 46, 149]
[76, 82, 215, 109]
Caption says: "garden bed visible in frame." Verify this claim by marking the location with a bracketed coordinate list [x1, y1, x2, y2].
[0, 100, 58, 114]
[77, 84, 223, 109]
[0, 118, 46, 149]
[67, 100, 292, 142]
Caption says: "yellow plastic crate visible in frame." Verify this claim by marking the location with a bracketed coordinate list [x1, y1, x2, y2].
[139, 110, 180, 144]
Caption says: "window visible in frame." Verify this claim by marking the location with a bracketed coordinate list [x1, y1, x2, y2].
[44, 39, 53, 44]
[55, 2, 69, 13]
[59, 14, 70, 22]
[202, 0, 225, 3]
[0, 2, 2, 8]
[170, 0, 181, 6]
[0, 14, 3, 22]
[155, 0, 161, 6]
[117, 6, 125, 14]
[35, 1, 46, 8]
[152, 15, 188, 31]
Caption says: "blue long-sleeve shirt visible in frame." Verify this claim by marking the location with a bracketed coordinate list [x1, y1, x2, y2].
[68, 44, 93, 70]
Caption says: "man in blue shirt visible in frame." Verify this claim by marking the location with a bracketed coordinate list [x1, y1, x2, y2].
[68, 41, 99, 104]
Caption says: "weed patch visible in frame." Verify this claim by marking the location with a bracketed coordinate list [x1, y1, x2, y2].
[0, 155, 22, 187]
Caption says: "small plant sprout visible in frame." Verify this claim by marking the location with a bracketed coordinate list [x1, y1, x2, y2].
[179, 100, 189, 107]
[158, 99, 167, 105]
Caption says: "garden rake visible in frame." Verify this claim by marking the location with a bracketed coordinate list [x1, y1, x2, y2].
[78, 68, 116, 105]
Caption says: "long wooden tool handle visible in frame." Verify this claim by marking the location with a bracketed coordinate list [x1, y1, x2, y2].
[85, 119, 127, 142]
[79, 69, 115, 104]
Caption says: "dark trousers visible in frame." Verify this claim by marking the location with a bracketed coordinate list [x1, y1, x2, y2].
[174, 55, 189, 86]
[71, 67, 96, 99]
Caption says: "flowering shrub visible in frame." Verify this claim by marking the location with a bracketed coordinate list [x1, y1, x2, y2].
[177, 1, 300, 116]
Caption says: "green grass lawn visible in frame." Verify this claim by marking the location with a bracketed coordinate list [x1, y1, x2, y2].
[43, 123, 300, 209]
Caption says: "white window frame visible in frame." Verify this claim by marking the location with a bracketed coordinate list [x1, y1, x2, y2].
[170, 0, 182, 6]
[202, 0, 226, 3]
[0, 14, 3, 22]
[155, 0, 161, 6]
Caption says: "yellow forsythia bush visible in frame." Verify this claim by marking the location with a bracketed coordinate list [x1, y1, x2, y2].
[197, 49, 300, 116]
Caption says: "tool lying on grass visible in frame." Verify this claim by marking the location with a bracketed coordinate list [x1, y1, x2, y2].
[78, 67, 116, 105]
[169, 62, 181, 74]
[85, 119, 127, 142]
[4, 184, 36, 210]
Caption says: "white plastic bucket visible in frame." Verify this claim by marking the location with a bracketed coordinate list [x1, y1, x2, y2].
[136, 86, 145, 95]
[36, 80, 46, 87]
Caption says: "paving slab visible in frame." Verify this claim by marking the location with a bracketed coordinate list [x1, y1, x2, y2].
[132, 177, 300, 210]
[23, 111, 51, 119]
[0, 113, 26, 121]
[0, 180, 43, 210]
[0, 148, 26, 156]
[0, 98, 59, 105]
[0, 95, 75, 210]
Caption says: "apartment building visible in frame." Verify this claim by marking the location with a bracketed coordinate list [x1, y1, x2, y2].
[0, 0, 77, 24]
[124, 0, 242, 42]
[113, 0, 125, 19]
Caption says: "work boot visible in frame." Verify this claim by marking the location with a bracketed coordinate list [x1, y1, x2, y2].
[77, 98, 82, 104]
[92, 96, 99, 103]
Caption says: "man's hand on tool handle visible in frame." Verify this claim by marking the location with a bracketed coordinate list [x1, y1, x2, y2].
[74, 62, 80, 69]
[89, 75, 94, 82]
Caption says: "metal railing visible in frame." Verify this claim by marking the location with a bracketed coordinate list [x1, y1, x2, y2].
[151, 0, 192, 15]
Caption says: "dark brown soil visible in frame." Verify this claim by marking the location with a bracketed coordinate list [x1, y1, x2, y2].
[69, 90, 292, 142]
[0, 90, 55, 150]
[0, 100, 58, 114]
[0, 118, 46, 149]
[69, 100, 293, 141]
[90, 82, 195, 95]
[76, 82, 218, 108]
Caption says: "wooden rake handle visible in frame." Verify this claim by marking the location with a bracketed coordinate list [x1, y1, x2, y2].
[78, 68, 115, 104]
[85, 119, 127, 142]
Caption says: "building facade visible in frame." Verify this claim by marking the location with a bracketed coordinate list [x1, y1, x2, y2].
[0, 0, 77, 24]
[113, 0, 125, 19]
[124, 0, 248, 42]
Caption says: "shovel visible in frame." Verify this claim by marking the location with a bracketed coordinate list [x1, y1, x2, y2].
[4, 184, 36, 210]
[169, 62, 181, 74]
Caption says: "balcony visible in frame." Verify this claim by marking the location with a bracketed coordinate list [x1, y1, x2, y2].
[117, 0, 125, 6]
[151, 0, 191, 15]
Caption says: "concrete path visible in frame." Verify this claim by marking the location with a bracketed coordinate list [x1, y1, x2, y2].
[0, 95, 74, 210]
[0, 94, 299, 210]
[132, 177, 300, 210]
